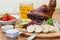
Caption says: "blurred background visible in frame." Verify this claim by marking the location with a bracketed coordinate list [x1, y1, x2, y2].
[0, 0, 60, 14]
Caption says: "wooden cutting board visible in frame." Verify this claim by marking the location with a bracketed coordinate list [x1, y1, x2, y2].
[15, 20, 60, 38]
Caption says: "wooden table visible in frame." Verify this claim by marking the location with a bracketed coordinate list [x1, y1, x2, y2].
[1, 28, 60, 40]
[0, 9, 60, 40]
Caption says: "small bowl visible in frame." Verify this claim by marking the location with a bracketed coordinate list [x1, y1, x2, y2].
[0, 14, 20, 25]
[1, 25, 14, 32]
[5, 29, 22, 38]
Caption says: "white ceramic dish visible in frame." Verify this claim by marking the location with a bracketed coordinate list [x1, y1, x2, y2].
[1, 25, 14, 32]
[0, 14, 20, 25]
[5, 29, 22, 38]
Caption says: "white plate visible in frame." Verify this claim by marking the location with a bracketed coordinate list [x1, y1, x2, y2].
[0, 14, 20, 25]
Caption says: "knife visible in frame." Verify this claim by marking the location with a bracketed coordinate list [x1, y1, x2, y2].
[26, 33, 37, 40]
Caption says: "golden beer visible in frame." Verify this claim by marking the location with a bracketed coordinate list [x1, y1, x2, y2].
[20, 2, 33, 19]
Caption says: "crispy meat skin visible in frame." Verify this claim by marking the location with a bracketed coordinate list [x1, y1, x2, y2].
[27, 0, 56, 21]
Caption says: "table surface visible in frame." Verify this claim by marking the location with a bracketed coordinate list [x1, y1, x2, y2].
[0, 9, 60, 40]
[1, 28, 60, 40]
